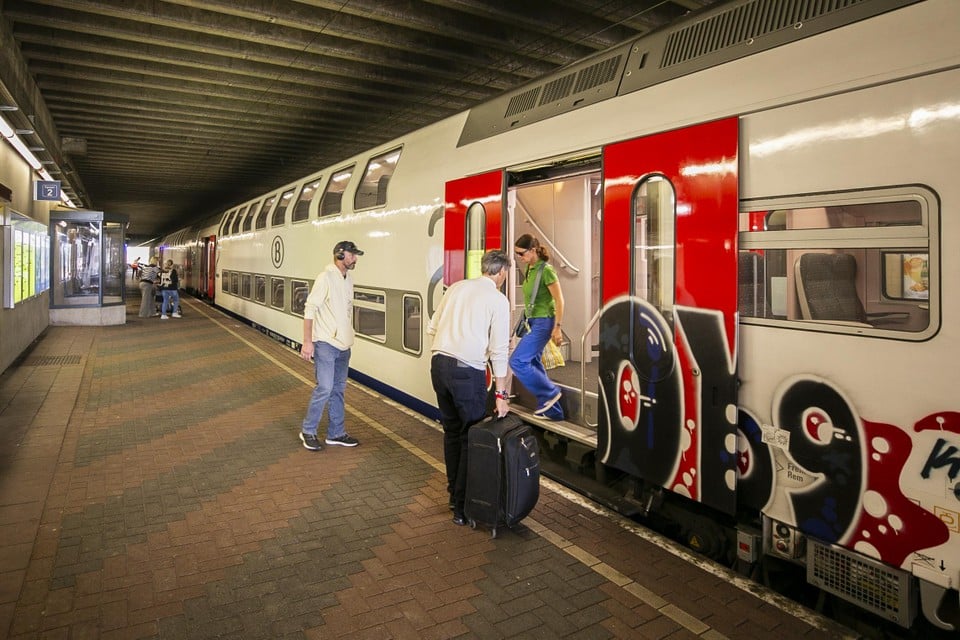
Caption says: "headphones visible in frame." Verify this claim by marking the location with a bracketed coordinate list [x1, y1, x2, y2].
[335, 251, 345, 260]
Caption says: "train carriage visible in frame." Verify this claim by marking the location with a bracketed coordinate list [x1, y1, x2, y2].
[160, 0, 960, 632]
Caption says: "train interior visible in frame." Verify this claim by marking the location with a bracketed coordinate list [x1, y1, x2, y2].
[738, 199, 930, 333]
[504, 160, 603, 450]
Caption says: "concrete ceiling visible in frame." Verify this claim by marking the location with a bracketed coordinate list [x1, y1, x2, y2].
[0, 0, 721, 242]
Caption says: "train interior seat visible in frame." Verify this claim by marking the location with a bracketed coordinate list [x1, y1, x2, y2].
[738, 252, 765, 317]
[320, 193, 342, 216]
[795, 253, 868, 323]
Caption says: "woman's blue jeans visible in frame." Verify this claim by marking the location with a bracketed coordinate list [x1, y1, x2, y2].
[301, 341, 350, 439]
[510, 316, 563, 415]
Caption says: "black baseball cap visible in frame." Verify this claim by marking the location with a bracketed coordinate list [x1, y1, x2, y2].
[333, 240, 364, 256]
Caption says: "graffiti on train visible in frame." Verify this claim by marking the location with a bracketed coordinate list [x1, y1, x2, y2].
[739, 376, 953, 568]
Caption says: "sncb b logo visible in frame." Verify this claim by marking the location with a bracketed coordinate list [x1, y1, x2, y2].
[272, 236, 284, 269]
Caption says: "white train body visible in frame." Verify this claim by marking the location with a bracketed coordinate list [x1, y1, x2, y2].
[161, 0, 960, 631]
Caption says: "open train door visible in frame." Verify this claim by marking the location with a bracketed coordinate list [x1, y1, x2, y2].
[443, 170, 505, 285]
[598, 118, 739, 515]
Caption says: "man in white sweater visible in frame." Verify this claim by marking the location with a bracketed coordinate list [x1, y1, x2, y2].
[299, 240, 364, 451]
[427, 249, 512, 525]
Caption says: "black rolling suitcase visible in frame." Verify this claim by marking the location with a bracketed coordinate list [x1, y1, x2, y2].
[464, 414, 540, 538]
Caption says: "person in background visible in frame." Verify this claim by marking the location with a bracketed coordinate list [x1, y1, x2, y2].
[427, 249, 512, 526]
[130, 257, 141, 281]
[510, 234, 565, 420]
[298, 241, 365, 451]
[138, 257, 160, 318]
[158, 259, 181, 319]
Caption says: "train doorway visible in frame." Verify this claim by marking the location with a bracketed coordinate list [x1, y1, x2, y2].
[505, 156, 603, 447]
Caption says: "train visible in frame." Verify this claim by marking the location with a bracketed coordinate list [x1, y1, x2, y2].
[158, 0, 960, 634]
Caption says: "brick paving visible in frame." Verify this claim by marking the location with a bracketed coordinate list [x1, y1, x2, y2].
[0, 295, 859, 639]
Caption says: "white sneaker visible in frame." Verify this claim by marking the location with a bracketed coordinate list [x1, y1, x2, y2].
[160, 315, 169, 320]
[172, 313, 182, 318]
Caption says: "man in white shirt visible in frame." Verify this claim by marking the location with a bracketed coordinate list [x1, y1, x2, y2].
[427, 249, 512, 525]
[299, 240, 364, 451]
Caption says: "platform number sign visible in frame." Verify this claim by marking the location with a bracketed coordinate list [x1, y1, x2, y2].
[272, 236, 284, 269]
[35, 180, 61, 201]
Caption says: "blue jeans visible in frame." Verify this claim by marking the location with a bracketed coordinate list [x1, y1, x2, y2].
[161, 289, 179, 315]
[301, 341, 351, 439]
[430, 354, 488, 513]
[510, 316, 563, 415]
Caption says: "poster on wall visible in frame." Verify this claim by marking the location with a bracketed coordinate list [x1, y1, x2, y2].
[902, 253, 929, 300]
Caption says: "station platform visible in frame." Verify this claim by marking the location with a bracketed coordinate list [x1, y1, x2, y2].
[0, 294, 859, 639]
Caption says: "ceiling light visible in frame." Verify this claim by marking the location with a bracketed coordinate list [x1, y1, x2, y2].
[0, 105, 17, 111]
[15, 128, 34, 135]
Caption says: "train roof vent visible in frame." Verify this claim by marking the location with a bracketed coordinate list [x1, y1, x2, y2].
[459, 47, 629, 146]
[619, 0, 921, 96]
[459, 0, 919, 146]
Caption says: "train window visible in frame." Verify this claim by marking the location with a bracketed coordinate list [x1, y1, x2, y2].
[254, 275, 266, 303]
[291, 279, 310, 316]
[270, 277, 285, 310]
[230, 272, 239, 295]
[241, 274, 252, 299]
[465, 202, 486, 279]
[221, 270, 230, 293]
[353, 288, 386, 342]
[320, 166, 354, 217]
[739, 187, 937, 340]
[242, 202, 258, 232]
[292, 179, 322, 223]
[632, 175, 676, 313]
[254, 195, 275, 230]
[272, 188, 295, 227]
[355, 148, 400, 210]
[231, 206, 247, 235]
[402, 294, 421, 353]
[221, 210, 236, 237]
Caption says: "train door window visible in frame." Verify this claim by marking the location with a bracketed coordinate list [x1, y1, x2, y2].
[230, 272, 239, 295]
[465, 202, 486, 279]
[738, 186, 937, 339]
[403, 294, 421, 353]
[632, 175, 676, 313]
[254, 195, 275, 230]
[270, 277, 285, 310]
[320, 166, 354, 217]
[353, 288, 386, 342]
[254, 275, 266, 304]
[355, 148, 400, 210]
[241, 273, 252, 299]
[292, 179, 322, 223]
[272, 188, 295, 227]
[291, 279, 310, 316]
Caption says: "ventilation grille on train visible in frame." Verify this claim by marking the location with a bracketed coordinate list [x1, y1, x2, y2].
[806, 539, 915, 627]
[664, 0, 868, 66]
[504, 55, 622, 118]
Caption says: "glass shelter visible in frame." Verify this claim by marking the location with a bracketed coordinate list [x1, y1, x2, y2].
[49, 209, 128, 325]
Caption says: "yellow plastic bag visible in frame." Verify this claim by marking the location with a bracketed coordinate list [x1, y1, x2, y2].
[541, 339, 565, 370]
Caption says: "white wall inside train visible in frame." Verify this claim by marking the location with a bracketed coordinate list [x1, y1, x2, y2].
[511, 175, 595, 363]
[0, 140, 55, 375]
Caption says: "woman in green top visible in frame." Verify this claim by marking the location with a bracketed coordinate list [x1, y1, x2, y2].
[510, 234, 565, 420]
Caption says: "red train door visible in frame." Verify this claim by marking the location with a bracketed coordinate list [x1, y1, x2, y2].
[443, 170, 504, 285]
[598, 118, 739, 515]
[204, 235, 216, 300]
